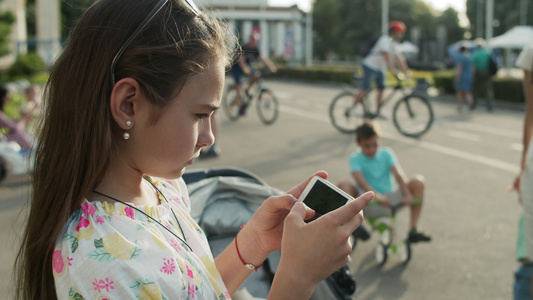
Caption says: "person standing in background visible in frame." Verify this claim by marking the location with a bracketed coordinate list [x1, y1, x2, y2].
[471, 38, 494, 111]
[0, 85, 33, 152]
[21, 84, 42, 134]
[511, 42, 533, 300]
[454, 45, 474, 112]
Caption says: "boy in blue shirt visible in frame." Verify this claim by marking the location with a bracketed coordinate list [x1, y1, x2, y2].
[337, 121, 431, 243]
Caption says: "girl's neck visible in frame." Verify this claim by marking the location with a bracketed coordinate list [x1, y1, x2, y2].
[92, 161, 159, 207]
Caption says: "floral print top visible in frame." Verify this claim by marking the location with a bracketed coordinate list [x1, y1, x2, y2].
[53, 177, 231, 300]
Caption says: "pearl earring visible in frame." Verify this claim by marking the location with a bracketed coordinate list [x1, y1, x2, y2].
[126, 120, 132, 126]
[123, 132, 130, 140]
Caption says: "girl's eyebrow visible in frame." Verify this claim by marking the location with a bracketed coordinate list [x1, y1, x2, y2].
[198, 103, 220, 111]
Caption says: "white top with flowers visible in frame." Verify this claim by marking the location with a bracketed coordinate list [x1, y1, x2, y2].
[53, 177, 231, 300]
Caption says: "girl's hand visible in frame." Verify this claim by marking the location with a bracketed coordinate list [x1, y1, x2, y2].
[510, 173, 523, 204]
[240, 171, 328, 258]
[511, 174, 521, 193]
[277, 191, 374, 287]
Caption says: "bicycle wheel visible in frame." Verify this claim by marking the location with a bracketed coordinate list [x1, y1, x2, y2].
[329, 91, 368, 134]
[360, 90, 380, 118]
[398, 241, 412, 265]
[221, 85, 243, 121]
[256, 88, 279, 125]
[375, 242, 388, 267]
[392, 95, 434, 138]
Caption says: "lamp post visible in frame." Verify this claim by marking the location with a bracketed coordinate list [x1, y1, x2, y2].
[382, 0, 389, 35]
[485, 0, 493, 46]
[520, 0, 528, 25]
[476, 0, 483, 38]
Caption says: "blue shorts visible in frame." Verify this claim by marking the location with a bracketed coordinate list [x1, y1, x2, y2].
[231, 65, 257, 84]
[231, 65, 244, 84]
[514, 263, 533, 300]
[362, 64, 385, 90]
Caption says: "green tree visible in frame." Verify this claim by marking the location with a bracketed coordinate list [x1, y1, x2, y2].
[336, 0, 381, 59]
[26, 0, 93, 40]
[467, 0, 533, 38]
[437, 8, 466, 44]
[0, 0, 15, 57]
[313, 0, 464, 61]
[60, 0, 93, 39]
[312, 0, 341, 60]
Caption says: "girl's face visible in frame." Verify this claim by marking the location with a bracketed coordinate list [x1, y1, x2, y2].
[357, 135, 379, 158]
[129, 57, 225, 179]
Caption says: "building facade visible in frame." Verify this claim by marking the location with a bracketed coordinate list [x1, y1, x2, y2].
[0, 0, 311, 67]
[0, 0, 26, 68]
[0, 0, 60, 68]
[202, 0, 312, 65]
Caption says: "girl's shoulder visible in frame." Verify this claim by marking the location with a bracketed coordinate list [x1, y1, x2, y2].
[59, 177, 190, 245]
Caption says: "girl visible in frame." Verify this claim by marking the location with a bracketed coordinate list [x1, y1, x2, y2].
[14, 0, 373, 299]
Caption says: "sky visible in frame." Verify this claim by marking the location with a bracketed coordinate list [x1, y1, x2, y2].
[268, 0, 468, 25]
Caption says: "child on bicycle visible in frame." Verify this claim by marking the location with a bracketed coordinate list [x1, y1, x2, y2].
[230, 32, 277, 115]
[337, 121, 431, 243]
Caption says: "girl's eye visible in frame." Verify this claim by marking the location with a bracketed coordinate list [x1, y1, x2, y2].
[196, 113, 209, 119]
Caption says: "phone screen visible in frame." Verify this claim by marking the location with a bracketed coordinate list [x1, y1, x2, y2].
[303, 179, 349, 221]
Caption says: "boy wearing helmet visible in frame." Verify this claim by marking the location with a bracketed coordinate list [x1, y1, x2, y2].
[353, 21, 410, 115]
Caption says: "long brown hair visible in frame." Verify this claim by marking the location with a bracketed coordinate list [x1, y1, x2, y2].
[14, 0, 235, 298]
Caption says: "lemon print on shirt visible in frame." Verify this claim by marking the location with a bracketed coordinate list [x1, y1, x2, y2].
[131, 278, 165, 300]
[148, 226, 167, 249]
[200, 256, 224, 296]
[88, 232, 142, 262]
[139, 283, 163, 300]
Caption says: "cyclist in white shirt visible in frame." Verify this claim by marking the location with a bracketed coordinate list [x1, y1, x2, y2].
[353, 21, 410, 113]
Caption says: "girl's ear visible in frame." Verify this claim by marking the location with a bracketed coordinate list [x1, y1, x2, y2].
[109, 78, 142, 130]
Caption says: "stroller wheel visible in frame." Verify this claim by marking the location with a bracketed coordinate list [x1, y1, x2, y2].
[375, 242, 388, 266]
[330, 265, 356, 295]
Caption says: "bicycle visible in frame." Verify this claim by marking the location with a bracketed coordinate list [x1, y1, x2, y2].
[329, 76, 434, 138]
[222, 77, 279, 125]
[367, 204, 412, 266]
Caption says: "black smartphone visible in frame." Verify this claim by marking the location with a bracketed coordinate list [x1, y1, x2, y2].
[298, 176, 354, 222]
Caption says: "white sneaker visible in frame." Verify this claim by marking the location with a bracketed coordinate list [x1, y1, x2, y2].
[347, 107, 362, 117]
[376, 112, 388, 120]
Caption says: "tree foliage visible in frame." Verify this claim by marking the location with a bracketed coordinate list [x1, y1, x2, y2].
[60, 0, 94, 39]
[437, 8, 465, 45]
[0, 0, 14, 58]
[26, 0, 93, 40]
[466, 0, 533, 38]
[312, 0, 340, 60]
[312, 0, 466, 61]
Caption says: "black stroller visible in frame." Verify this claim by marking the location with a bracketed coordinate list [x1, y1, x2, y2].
[183, 167, 356, 300]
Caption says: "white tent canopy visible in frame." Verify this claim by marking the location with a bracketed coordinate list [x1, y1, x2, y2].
[398, 41, 419, 54]
[488, 26, 533, 49]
